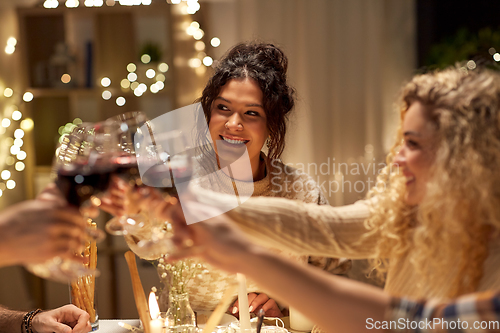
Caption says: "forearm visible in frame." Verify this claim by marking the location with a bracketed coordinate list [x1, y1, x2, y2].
[226, 197, 376, 258]
[236, 248, 389, 332]
[0, 248, 19, 267]
[0, 209, 21, 267]
[0, 228, 22, 267]
[0, 306, 26, 333]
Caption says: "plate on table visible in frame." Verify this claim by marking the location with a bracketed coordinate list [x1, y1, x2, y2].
[196, 310, 238, 328]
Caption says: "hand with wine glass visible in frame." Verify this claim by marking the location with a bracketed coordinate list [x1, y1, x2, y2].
[0, 183, 87, 268]
[101, 128, 194, 259]
[26, 121, 119, 282]
[98, 111, 151, 236]
[134, 129, 194, 251]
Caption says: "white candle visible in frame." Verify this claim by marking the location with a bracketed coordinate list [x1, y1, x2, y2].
[236, 273, 251, 332]
[150, 319, 163, 333]
[289, 307, 314, 332]
[149, 291, 160, 317]
[148, 291, 162, 333]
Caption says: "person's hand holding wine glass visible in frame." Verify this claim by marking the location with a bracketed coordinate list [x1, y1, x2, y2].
[26, 121, 119, 282]
[99, 111, 151, 236]
[129, 129, 194, 255]
[0, 184, 87, 268]
[99, 127, 194, 259]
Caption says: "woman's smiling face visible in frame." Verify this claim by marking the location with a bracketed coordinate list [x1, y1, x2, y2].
[393, 101, 439, 206]
[208, 78, 268, 175]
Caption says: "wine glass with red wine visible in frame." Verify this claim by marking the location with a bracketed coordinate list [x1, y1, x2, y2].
[26, 121, 118, 282]
[132, 130, 193, 256]
[102, 111, 151, 236]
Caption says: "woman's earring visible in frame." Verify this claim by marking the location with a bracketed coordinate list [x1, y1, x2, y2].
[266, 138, 271, 149]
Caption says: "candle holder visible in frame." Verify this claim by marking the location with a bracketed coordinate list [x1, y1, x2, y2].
[228, 322, 287, 333]
[159, 312, 168, 333]
[212, 326, 236, 333]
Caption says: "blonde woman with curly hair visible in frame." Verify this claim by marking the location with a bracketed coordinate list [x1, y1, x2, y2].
[139, 66, 500, 332]
[362, 65, 499, 299]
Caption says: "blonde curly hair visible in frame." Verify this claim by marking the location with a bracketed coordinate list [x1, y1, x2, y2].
[365, 66, 500, 298]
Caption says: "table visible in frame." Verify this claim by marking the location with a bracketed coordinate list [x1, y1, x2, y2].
[96, 317, 306, 333]
[97, 319, 141, 333]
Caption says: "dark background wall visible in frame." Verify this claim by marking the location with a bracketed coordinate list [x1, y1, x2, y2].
[417, 0, 500, 67]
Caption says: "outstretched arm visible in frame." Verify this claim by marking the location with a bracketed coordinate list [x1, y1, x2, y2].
[136, 185, 377, 259]
[167, 203, 500, 332]
[165, 203, 389, 332]
[230, 242, 389, 332]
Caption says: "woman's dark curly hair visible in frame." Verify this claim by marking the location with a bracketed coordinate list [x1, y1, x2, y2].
[198, 42, 296, 163]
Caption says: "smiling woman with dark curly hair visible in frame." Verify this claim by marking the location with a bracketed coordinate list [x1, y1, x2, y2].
[184, 41, 350, 317]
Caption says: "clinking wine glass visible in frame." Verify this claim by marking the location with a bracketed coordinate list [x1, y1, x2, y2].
[133, 130, 193, 256]
[102, 111, 151, 236]
[26, 122, 118, 282]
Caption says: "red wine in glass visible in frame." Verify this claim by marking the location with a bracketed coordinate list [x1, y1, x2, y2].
[56, 164, 113, 207]
[140, 158, 192, 197]
[112, 155, 141, 186]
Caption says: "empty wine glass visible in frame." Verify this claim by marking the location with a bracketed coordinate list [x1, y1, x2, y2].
[26, 121, 119, 282]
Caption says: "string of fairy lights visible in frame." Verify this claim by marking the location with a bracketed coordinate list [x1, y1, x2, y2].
[99, 19, 220, 107]
[96, 0, 219, 107]
[41, 0, 220, 107]
[43, 0, 201, 13]
[0, 0, 221, 197]
[0, 36, 35, 197]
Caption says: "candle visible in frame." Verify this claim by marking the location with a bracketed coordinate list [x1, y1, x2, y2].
[118, 322, 143, 333]
[148, 291, 160, 320]
[289, 307, 314, 332]
[148, 291, 162, 333]
[236, 273, 251, 332]
[150, 319, 163, 333]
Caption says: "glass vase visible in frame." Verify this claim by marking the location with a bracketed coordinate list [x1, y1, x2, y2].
[166, 292, 196, 333]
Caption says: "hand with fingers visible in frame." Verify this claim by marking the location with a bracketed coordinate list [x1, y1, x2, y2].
[100, 177, 176, 220]
[231, 293, 284, 318]
[126, 185, 247, 261]
[31, 304, 91, 333]
[149, 197, 260, 275]
[132, 186, 180, 221]
[132, 186, 264, 276]
[99, 176, 129, 217]
[0, 184, 87, 267]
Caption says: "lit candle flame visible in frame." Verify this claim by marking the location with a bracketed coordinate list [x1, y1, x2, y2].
[148, 291, 160, 320]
